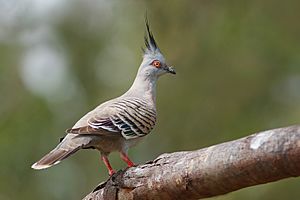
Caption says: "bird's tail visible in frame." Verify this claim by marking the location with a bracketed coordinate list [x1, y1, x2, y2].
[31, 134, 90, 170]
[31, 147, 79, 170]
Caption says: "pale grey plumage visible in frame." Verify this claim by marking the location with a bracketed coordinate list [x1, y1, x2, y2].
[31, 18, 175, 174]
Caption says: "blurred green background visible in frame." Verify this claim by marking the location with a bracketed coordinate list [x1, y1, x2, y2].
[1, 0, 300, 199]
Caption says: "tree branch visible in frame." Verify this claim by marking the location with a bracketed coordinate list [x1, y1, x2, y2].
[83, 125, 300, 200]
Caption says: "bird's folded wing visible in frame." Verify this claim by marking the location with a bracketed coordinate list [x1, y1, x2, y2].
[65, 118, 118, 135]
[66, 98, 156, 140]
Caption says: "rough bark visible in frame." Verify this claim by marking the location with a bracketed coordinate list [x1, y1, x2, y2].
[83, 125, 300, 200]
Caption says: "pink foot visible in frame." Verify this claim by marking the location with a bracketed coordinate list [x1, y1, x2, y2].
[120, 152, 135, 167]
[101, 155, 115, 176]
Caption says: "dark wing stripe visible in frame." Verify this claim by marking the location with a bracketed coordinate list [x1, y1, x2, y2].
[114, 101, 135, 109]
[122, 109, 149, 133]
[123, 98, 156, 126]
[110, 116, 136, 138]
[69, 98, 156, 139]
[110, 104, 127, 110]
[126, 104, 156, 125]
[121, 100, 156, 125]
[135, 108, 156, 123]
[130, 111, 152, 129]
[88, 118, 119, 132]
[110, 99, 156, 139]
[129, 99, 156, 115]
[121, 99, 156, 122]
[121, 99, 144, 108]
[118, 113, 145, 136]
[128, 110, 153, 130]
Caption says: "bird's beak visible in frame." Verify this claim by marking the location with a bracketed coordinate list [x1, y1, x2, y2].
[165, 66, 176, 74]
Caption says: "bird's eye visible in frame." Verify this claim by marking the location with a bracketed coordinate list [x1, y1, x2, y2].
[152, 60, 161, 68]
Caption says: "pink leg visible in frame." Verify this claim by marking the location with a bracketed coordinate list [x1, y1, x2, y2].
[120, 152, 135, 167]
[101, 155, 115, 176]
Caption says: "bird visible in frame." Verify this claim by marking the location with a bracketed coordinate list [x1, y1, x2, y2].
[31, 18, 176, 176]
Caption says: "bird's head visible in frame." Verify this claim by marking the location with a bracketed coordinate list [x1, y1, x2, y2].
[139, 19, 176, 78]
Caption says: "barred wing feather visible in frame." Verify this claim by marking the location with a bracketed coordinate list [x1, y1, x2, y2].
[67, 98, 156, 140]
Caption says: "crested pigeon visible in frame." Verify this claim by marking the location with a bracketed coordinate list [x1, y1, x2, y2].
[31, 19, 176, 176]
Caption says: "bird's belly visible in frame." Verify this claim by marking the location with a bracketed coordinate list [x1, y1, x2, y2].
[91, 135, 143, 154]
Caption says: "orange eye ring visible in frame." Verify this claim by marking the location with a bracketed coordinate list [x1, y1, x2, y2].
[152, 60, 161, 68]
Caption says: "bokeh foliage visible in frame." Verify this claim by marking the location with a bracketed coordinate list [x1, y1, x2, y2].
[1, 0, 300, 199]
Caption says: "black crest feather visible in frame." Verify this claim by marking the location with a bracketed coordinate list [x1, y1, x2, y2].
[143, 16, 160, 53]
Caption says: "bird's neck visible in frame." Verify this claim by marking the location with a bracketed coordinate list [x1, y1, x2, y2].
[125, 72, 157, 105]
